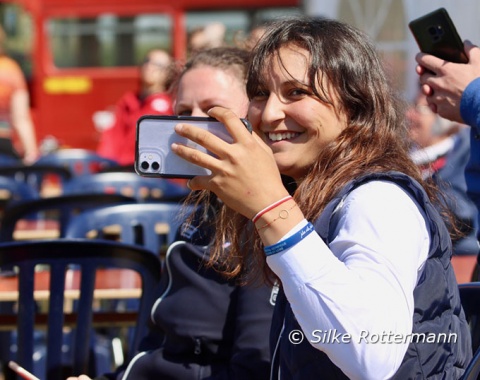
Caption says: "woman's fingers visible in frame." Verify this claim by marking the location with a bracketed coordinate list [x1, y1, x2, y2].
[172, 106, 260, 179]
[207, 106, 253, 143]
[171, 140, 219, 173]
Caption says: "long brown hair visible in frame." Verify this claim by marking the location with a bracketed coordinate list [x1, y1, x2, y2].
[204, 17, 450, 282]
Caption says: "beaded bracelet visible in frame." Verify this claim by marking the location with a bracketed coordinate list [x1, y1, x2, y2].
[264, 222, 315, 256]
[252, 196, 293, 224]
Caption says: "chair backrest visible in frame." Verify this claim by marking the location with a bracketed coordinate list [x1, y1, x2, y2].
[459, 282, 480, 322]
[0, 193, 137, 242]
[65, 202, 195, 257]
[458, 282, 480, 379]
[462, 346, 480, 380]
[0, 176, 39, 222]
[0, 175, 39, 203]
[63, 172, 190, 202]
[0, 154, 21, 166]
[34, 149, 119, 176]
[0, 163, 72, 195]
[0, 239, 161, 379]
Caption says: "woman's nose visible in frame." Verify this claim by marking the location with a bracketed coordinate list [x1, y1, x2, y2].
[261, 94, 285, 124]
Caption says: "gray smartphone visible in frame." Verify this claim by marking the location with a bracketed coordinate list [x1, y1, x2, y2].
[409, 8, 468, 64]
[135, 115, 252, 178]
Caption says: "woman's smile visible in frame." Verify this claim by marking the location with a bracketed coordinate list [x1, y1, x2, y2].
[267, 131, 302, 142]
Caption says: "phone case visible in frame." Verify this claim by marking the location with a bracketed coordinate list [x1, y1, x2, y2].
[135, 115, 251, 178]
[409, 8, 468, 63]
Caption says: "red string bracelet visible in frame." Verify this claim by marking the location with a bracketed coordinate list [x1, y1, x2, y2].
[252, 196, 293, 224]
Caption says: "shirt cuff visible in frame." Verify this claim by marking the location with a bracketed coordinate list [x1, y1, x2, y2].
[266, 226, 340, 285]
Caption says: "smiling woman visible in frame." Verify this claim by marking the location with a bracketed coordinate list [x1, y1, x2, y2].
[172, 16, 472, 379]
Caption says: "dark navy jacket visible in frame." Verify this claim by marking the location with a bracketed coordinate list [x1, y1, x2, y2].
[270, 172, 472, 379]
[98, 204, 274, 380]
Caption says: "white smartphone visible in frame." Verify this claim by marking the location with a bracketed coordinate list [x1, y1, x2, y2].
[135, 115, 252, 178]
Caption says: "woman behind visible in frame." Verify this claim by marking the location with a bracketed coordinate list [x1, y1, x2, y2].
[172, 17, 472, 379]
[68, 47, 274, 380]
[96, 48, 175, 166]
[0, 25, 38, 163]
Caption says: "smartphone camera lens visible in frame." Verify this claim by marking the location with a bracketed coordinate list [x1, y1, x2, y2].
[141, 161, 149, 170]
[428, 25, 444, 42]
[152, 161, 160, 171]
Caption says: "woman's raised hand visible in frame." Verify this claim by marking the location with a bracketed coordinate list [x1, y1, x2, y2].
[172, 106, 290, 219]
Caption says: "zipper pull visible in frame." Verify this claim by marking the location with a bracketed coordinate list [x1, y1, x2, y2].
[194, 338, 202, 355]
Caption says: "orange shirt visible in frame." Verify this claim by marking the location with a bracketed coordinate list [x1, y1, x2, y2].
[0, 55, 27, 128]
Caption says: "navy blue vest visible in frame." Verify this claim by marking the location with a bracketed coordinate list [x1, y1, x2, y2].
[270, 172, 472, 379]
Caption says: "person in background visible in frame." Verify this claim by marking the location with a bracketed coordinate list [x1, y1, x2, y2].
[416, 41, 480, 239]
[0, 25, 38, 163]
[416, 39, 480, 351]
[96, 48, 175, 166]
[237, 23, 268, 51]
[172, 16, 472, 378]
[407, 89, 479, 256]
[187, 22, 226, 56]
[67, 47, 274, 380]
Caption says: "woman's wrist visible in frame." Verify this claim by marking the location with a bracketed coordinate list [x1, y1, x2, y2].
[252, 195, 293, 224]
[254, 198, 306, 246]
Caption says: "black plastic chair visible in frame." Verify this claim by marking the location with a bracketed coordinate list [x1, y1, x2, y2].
[459, 282, 480, 379]
[0, 154, 21, 166]
[459, 282, 480, 323]
[0, 239, 161, 379]
[65, 202, 196, 257]
[63, 172, 190, 203]
[0, 175, 39, 204]
[462, 346, 480, 380]
[0, 193, 137, 242]
[0, 163, 72, 195]
[0, 176, 39, 222]
[34, 149, 119, 176]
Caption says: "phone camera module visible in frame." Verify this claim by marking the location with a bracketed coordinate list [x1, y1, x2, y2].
[428, 25, 444, 42]
[141, 161, 150, 170]
[152, 161, 160, 171]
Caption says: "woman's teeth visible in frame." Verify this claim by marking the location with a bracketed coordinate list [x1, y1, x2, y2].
[268, 132, 300, 141]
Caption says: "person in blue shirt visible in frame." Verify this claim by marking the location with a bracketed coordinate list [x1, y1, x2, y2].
[416, 40, 480, 227]
[407, 89, 479, 256]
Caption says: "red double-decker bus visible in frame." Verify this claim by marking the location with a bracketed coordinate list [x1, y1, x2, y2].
[0, 0, 300, 153]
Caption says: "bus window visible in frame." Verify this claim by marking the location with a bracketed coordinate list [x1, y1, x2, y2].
[47, 13, 173, 69]
[185, 7, 302, 53]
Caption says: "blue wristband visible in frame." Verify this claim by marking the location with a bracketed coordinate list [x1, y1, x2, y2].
[264, 222, 315, 256]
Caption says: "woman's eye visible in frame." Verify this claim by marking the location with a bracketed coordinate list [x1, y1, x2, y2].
[289, 88, 309, 97]
[251, 90, 268, 99]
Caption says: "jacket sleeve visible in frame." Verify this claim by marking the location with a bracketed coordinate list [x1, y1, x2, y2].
[461, 77, 480, 240]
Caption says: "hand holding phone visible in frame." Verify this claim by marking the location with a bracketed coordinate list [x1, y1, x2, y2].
[409, 8, 468, 63]
[135, 115, 251, 178]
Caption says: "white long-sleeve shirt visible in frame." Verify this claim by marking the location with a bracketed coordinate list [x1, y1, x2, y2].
[267, 180, 430, 380]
